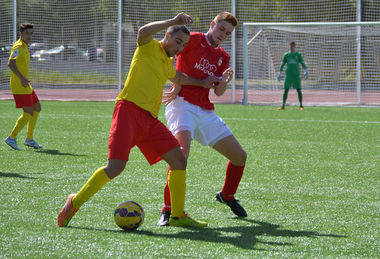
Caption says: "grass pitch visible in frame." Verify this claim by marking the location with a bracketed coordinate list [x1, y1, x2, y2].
[0, 100, 379, 257]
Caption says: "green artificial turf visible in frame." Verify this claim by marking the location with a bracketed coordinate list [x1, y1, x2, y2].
[0, 101, 379, 257]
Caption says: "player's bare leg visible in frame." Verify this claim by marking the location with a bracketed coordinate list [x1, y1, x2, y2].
[212, 134, 248, 217]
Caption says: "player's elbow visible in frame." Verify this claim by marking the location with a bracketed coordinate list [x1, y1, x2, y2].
[137, 26, 148, 41]
[215, 91, 223, 96]
[7, 60, 14, 68]
[214, 86, 226, 96]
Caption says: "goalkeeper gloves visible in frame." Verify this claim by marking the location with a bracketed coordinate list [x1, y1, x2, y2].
[304, 69, 309, 80]
[277, 71, 282, 81]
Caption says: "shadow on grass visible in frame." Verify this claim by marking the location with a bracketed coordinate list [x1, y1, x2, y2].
[0, 171, 37, 179]
[68, 219, 346, 250]
[35, 149, 86, 157]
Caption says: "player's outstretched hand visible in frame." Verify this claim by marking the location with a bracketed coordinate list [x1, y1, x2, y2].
[173, 12, 193, 25]
[277, 71, 282, 81]
[221, 68, 234, 84]
[162, 85, 182, 106]
[304, 69, 309, 80]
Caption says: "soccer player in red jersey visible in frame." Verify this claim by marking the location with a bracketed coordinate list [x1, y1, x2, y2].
[158, 12, 247, 226]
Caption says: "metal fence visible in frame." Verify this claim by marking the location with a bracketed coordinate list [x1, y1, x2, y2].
[1, 0, 379, 105]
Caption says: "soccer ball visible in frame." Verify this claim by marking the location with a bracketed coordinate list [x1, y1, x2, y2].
[114, 201, 144, 231]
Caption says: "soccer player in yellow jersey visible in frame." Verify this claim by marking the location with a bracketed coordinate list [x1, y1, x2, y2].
[58, 13, 219, 228]
[4, 23, 43, 150]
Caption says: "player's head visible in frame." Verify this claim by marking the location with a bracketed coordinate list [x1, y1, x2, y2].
[207, 12, 238, 47]
[19, 23, 34, 44]
[290, 41, 296, 52]
[162, 25, 190, 57]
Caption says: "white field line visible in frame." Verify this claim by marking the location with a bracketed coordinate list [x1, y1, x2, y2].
[223, 117, 380, 124]
[0, 113, 379, 124]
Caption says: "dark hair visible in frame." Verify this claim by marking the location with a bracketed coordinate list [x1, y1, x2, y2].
[20, 23, 34, 32]
[167, 25, 190, 36]
[290, 41, 296, 46]
[214, 12, 238, 27]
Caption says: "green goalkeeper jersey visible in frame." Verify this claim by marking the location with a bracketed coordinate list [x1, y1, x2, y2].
[279, 51, 307, 77]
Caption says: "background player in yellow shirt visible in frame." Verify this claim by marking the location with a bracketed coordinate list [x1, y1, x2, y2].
[58, 13, 219, 228]
[4, 23, 43, 150]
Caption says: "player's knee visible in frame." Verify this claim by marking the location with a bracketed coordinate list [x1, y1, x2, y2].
[23, 107, 34, 116]
[25, 110, 33, 116]
[171, 154, 187, 170]
[239, 150, 247, 166]
[233, 150, 247, 167]
[105, 162, 125, 179]
[180, 146, 189, 158]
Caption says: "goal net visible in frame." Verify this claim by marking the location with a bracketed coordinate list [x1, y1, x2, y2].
[242, 22, 380, 106]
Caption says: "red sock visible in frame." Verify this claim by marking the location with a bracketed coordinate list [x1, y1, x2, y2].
[162, 166, 171, 212]
[221, 161, 245, 201]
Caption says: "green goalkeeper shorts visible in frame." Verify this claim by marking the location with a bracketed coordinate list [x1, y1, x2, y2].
[284, 76, 301, 90]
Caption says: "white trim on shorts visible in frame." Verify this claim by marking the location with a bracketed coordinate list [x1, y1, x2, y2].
[165, 97, 232, 146]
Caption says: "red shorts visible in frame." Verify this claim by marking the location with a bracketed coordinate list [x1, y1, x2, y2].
[108, 100, 180, 165]
[13, 90, 39, 108]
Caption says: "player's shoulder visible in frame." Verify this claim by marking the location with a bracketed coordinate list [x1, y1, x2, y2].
[188, 31, 204, 44]
[12, 39, 24, 49]
[281, 51, 288, 59]
[138, 37, 159, 49]
[218, 47, 230, 59]
[190, 31, 203, 38]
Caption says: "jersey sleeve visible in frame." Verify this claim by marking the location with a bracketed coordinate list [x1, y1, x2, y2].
[279, 53, 287, 72]
[9, 45, 21, 61]
[168, 57, 176, 79]
[298, 53, 307, 69]
[221, 55, 231, 75]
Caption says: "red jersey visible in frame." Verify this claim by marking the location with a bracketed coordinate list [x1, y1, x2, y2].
[176, 32, 230, 110]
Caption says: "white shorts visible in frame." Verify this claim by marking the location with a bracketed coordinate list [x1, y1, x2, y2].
[165, 97, 232, 146]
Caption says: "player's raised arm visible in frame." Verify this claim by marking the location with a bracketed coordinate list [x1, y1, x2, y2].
[137, 12, 193, 46]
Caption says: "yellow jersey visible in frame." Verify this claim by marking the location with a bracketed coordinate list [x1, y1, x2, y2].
[116, 38, 176, 118]
[9, 38, 33, 94]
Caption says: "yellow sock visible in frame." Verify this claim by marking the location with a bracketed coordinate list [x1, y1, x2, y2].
[168, 170, 186, 218]
[26, 111, 39, 139]
[72, 167, 111, 209]
[10, 112, 32, 138]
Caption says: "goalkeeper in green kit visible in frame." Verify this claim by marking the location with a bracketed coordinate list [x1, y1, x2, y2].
[277, 41, 308, 110]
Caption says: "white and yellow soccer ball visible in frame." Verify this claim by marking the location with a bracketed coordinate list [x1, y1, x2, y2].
[114, 201, 144, 231]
